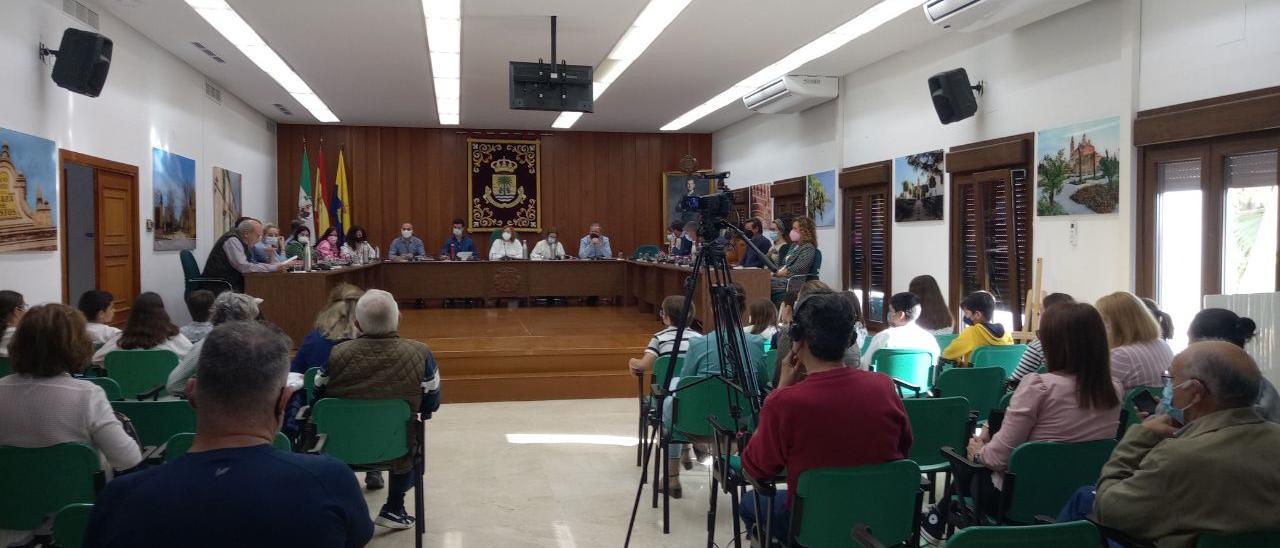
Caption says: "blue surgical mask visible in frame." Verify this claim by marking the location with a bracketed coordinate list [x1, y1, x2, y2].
[1162, 379, 1190, 425]
[763, 230, 778, 241]
[962, 315, 975, 326]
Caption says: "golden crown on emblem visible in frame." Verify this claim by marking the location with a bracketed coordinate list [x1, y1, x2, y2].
[491, 158, 518, 173]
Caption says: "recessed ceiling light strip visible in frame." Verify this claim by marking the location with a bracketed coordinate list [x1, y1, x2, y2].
[423, 0, 462, 125]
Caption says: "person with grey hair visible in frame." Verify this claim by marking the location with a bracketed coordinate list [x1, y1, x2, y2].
[165, 292, 263, 397]
[252, 222, 288, 263]
[322, 289, 441, 530]
[85, 321, 374, 547]
[202, 218, 297, 292]
[1089, 341, 1280, 547]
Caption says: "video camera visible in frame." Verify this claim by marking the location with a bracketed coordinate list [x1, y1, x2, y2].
[674, 171, 733, 240]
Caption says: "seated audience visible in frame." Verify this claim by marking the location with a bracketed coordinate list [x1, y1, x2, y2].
[745, 298, 778, 342]
[92, 292, 193, 366]
[315, 227, 342, 261]
[840, 290, 870, 356]
[323, 290, 442, 530]
[530, 227, 566, 260]
[0, 304, 143, 474]
[578, 222, 613, 259]
[739, 292, 913, 542]
[203, 219, 292, 291]
[770, 216, 818, 295]
[765, 217, 791, 267]
[252, 222, 287, 263]
[860, 292, 941, 369]
[909, 274, 955, 335]
[284, 224, 312, 259]
[941, 291, 1013, 364]
[439, 219, 475, 259]
[1142, 297, 1175, 340]
[628, 296, 701, 375]
[180, 289, 216, 343]
[1188, 308, 1280, 423]
[1010, 292, 1075, 384]
[85, 321, 374, 547]
[922, 302, 1121, 543]
[739, 217, 773, 269]
[389, 222, 427, 260]
[489, 225, 524, 260]
[78, 289, 121, 346]
[1091, 341, 1280, 547]
[1097, 291, 1174, 390]
[774, 282, 861, 383]
[0, 290, 26, 357]
[341, 225, 380, 263]
[291, 284, 364, 374]
[166, 292, 262, 397]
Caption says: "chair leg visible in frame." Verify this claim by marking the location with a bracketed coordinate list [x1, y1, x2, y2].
[729, 483, 743, 548]
[652, 436, 662, 509]
[706, 466, 719, 548]
[414, 420, 426, 548]
[662, 441, 671, 534]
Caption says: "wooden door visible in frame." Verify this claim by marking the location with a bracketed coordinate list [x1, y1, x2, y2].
[95, 169, 139, 323]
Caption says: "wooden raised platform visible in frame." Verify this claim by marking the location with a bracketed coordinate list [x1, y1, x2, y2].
[400, 306, 657, 403]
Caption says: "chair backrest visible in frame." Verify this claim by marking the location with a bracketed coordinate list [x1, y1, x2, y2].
[163, 431, 292, 462]
[82, 376, 123, 401]
[0, 356, 11, 378]
[312, 398, 411, 465]
[110, 400, 197, 448]
[632, 244, 660, 259]
[180, 249, 201, 286]
[971, 345, 1028, 378]
[104, 349, 180, 399]
[871, 349, 934, 392]
[935, 333, 958, 352]
[792, 460, 921, 547]
[933, 366, 1006, 420]
[672, 376, 750, 440]
[652, 355, 684, 390]
[1197, 530, 1280, 547]
[304, 367, 321, 405]
[1121, 386, 1162, 430]
[902, 397, 970, 469]
[52, 503, 95, 548]
[762, 349, 778, 388]
[1004, 439, 1119, 524]
[0, 443, 99, 530]
[946, 521, 1101, 548]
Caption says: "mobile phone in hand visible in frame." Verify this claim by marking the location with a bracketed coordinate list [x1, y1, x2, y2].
[1133, 390, 1159, 416]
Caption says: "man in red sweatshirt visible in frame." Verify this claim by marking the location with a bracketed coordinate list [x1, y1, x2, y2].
[740, 291, 913, 542]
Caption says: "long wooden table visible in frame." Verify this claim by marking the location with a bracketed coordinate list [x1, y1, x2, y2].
[246, 259, 771, 345]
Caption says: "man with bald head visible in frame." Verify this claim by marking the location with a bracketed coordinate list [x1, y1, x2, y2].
[1093, 341, 1280, 547]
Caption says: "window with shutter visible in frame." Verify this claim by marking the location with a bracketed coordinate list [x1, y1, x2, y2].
[841, 161, 892, 330]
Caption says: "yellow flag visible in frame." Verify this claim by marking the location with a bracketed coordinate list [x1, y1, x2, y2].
[336, 149, 351, 228]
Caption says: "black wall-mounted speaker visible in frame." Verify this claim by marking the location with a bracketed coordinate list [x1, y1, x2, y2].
[50, 28, 113, 98]
[927, 68, 979, 125]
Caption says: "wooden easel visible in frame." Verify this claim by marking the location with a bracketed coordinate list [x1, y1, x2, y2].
[1012, 257, 1043, 342]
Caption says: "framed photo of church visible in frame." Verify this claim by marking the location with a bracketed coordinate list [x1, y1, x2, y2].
[0, 127, 58, 253]
[662, 171, 715, 233]
[1035, 116, 1121, 216]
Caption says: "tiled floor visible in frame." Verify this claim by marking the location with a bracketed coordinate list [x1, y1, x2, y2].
[365, 397, 740, 547]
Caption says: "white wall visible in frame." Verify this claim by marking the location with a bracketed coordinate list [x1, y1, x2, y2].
[0, 0, 277, 322]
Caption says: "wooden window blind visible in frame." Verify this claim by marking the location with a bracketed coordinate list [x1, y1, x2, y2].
[841, 161, 893, 330]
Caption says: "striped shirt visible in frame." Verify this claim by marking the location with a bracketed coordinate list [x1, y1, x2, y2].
[1110, 339, 1174, 390]
[645, 326, 702, 358]
[1011, 338, 1046, 383]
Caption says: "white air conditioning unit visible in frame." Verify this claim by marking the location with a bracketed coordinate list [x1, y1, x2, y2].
[742, 75, 838, 114]
[923, 0, 1075, 32]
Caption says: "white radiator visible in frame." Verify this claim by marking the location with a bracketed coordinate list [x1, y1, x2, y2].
[1204, 292, 1279, 387]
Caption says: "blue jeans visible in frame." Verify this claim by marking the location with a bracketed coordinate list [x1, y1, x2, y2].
[739, 489, 790, 542]
[1057, 485, 1096, 523]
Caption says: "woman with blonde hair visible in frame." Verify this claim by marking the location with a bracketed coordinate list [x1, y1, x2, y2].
[1096, 291, 1173, 390]
[770, 216, 818, 296]
[289, 283, 364, 374]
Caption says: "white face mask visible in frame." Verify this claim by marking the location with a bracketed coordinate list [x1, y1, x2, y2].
[264, 236, 279, 246]
[502, 232, 512, 241]
[298, 235, 309, 244]
[548, 236, 557, 245]
[453, 227, 463, 236]
[402, 229, 413, 239]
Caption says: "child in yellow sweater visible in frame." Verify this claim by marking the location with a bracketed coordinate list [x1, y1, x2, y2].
[942, 290, 1013, 364]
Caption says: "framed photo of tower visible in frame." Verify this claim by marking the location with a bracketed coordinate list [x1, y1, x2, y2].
[0, 127, 58, 252]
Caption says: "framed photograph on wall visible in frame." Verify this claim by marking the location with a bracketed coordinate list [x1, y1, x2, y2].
[1035, 116, 1121, 216]
[152, 147, 197, 251]
[893, 150, 945, 222]
[807, 169, 837, 227]
[212, 166, 242, 236]
[0, 127, 58, 252]
[662, 170, 715, 233]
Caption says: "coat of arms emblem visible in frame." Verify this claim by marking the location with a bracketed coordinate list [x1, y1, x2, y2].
[483, 157, 526, 208]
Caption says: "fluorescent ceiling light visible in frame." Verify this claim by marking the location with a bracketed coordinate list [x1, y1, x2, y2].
[551, 0, 692, 129]
[184, 0, 338, 123]
[660, 0, 920, 131]
[423, 0, 462, 125]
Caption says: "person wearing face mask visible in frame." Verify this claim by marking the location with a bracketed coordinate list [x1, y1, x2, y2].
[531, 228, 566, 261]
[739, 217, 773, 269]
[253, 223, 288, 263]
[765, 218, 791, 267]
[1082, 341, 1280, 548]
[341, 225, 380, 264]
[578, 222, 613, 259]
[439, 218, 476, 260]
[284, 225, 312, 259]
[859, 292, 940, 370]
[940, 290, 1013, 365]
[388, 222, 427, 261]
[204, 219, 295, 292]
[488, 226, 524, 261]
[315, 227, 342, 261]
[769, 216, 818, 297]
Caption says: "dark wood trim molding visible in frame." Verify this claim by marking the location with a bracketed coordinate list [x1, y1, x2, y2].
[1135, 86, 1280, 147]
[839, 160, 892, 189]
[772, 177, 805, 197]
[945, 133, 1033, 174]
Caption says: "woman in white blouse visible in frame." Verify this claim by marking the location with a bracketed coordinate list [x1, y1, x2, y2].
[531, 228, 567, 260]
[1096, 291, 1174, 390]
[0, 303, 143, 472]
[489, 226, 525, 260]
[340, 225, 380, 263]
[92, 292, 193, 366]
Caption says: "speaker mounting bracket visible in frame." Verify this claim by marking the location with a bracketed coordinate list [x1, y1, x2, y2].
[972, 80, 985, 96]
[38, 42, 59, 63]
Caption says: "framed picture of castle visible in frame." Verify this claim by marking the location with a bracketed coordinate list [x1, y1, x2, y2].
[1035, 116, 1121, 216]
[152, 147, 197, 251]
[0, 127, 58, 253]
